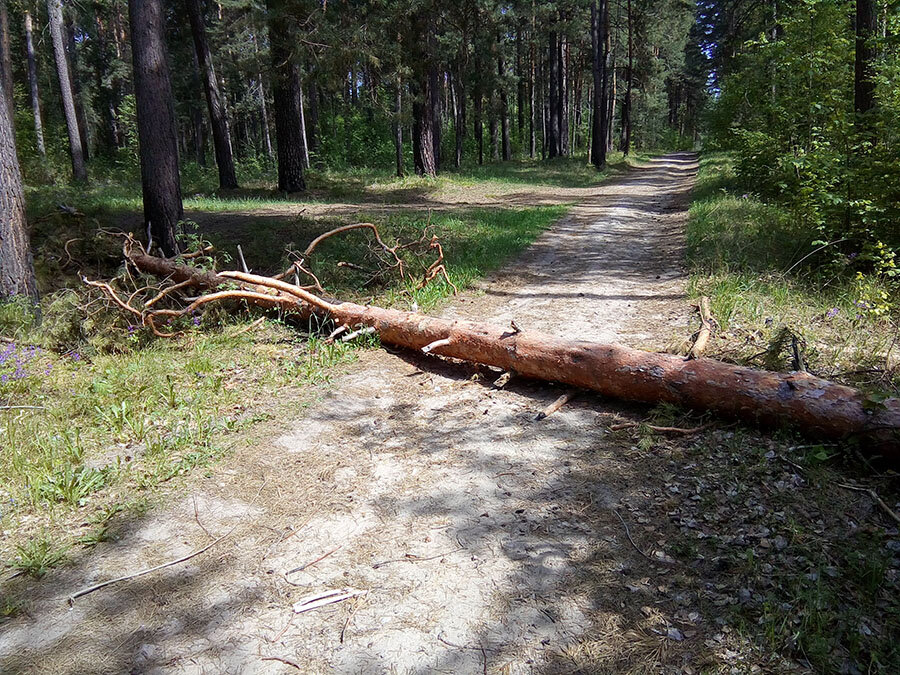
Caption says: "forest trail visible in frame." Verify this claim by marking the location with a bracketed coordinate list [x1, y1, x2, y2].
[1, 154, 702, 673]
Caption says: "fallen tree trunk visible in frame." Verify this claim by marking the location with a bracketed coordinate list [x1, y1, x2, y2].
[125, 254, 900, 458]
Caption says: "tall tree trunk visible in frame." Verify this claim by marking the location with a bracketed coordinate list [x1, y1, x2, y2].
[490, 108, 499, 160]
[259, 76, 273, 158]
[64, 16, 90, 161]
[529, 17, 536, 159]
[47, 0, 86, 181]
[473, 88, 483, 165]
[590, 0, 609, 169]
[250, 33, 273, 158]
[394, 76, 403, 177]
[297, 75, 310, 170]
[499, 52, 511, 161]
[548, 33, 559, 158]
[92, 12, 120, 151]
[307, 74, 319, 157]
[854, 0, 876, 120]
[24, 11, 46, 156]
[429, 65, 440, 171]
[129, 0, 184, 256]
[0, 81, 38, 302]
[516, 27, 525, 138]
[192, 105, 206, 167]
[413, 71, 436, 177]
[622, 0, 633, 155]
[187, 0, 238, 188]
[452, 68, 464, 168]
[607, 59, 616, 152]
[266, 0, 305, 192]
[558, 33, 568, 156]
[0, 1, 12, 122]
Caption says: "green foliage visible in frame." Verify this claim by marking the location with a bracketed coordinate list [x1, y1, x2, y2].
[8, 538, 68, 579]
[705, 0, 900, 307]
[687, 153, 898, 392]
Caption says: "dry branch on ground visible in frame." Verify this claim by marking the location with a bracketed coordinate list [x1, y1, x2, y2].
[86, 231, 900, 460]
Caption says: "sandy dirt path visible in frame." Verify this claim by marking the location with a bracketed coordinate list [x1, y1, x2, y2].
[0, 154, 699, 674]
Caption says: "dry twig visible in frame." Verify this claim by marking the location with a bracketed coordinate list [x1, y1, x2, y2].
[613, 509, 655, 563]
[837, 483, 900, 527]
[260, 656, 302, 670]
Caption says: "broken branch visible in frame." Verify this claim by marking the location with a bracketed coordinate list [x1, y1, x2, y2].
[687, 296, 714, 360]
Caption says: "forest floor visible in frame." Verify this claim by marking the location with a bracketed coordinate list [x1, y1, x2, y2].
[2, 154, 898, 673]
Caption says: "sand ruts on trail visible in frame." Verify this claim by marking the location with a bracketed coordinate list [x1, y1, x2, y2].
[0, 155, 702, 674]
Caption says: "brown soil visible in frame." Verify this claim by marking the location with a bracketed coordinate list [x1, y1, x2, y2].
[6, 153, 868, 674]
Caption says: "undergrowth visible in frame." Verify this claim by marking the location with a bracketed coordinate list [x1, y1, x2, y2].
[686, 152, 899, 394]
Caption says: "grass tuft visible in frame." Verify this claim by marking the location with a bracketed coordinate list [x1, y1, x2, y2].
[687, 152, 899, 392]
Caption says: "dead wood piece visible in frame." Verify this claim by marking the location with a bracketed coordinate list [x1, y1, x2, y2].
[292, 588, 367, 614]
[837, 483, 900, 527]
[109, 252, 900, 459]
[371, 548, 463, 569]
[285, 546, 342, 575]
[421, 337, 452, 354]
[610, 422, 708, 434]
[535, 390, 579, 421]
[687, 296, 714, 360]
[68, 529, 232, 605]
[236, 244, 250, 273]
[342, 326, 376, 342]
[260, 656, 302, 670]
[613, 509, 656, 563]
[492, 371, 513, 389]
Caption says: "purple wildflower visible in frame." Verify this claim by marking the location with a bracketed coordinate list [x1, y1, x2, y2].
[825, 307, 839, 319]
[70, 351, 81, 362]
[192, 316, 201, 327]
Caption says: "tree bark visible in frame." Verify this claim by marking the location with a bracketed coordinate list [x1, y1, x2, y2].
[129, 0, 184, 256]
[24, 11, 46, 156]
[187, 0, 238, 189]
[0, 79, 38, 301]
[47, 0, 87, 181]
[0, 0, 12, 122]
[266, 0, 305, 192]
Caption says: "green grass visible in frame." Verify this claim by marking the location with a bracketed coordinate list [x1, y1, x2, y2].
[8, 537, 68, 579]
[686, 152, 899, 391]
[3, 155, 582, 571]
